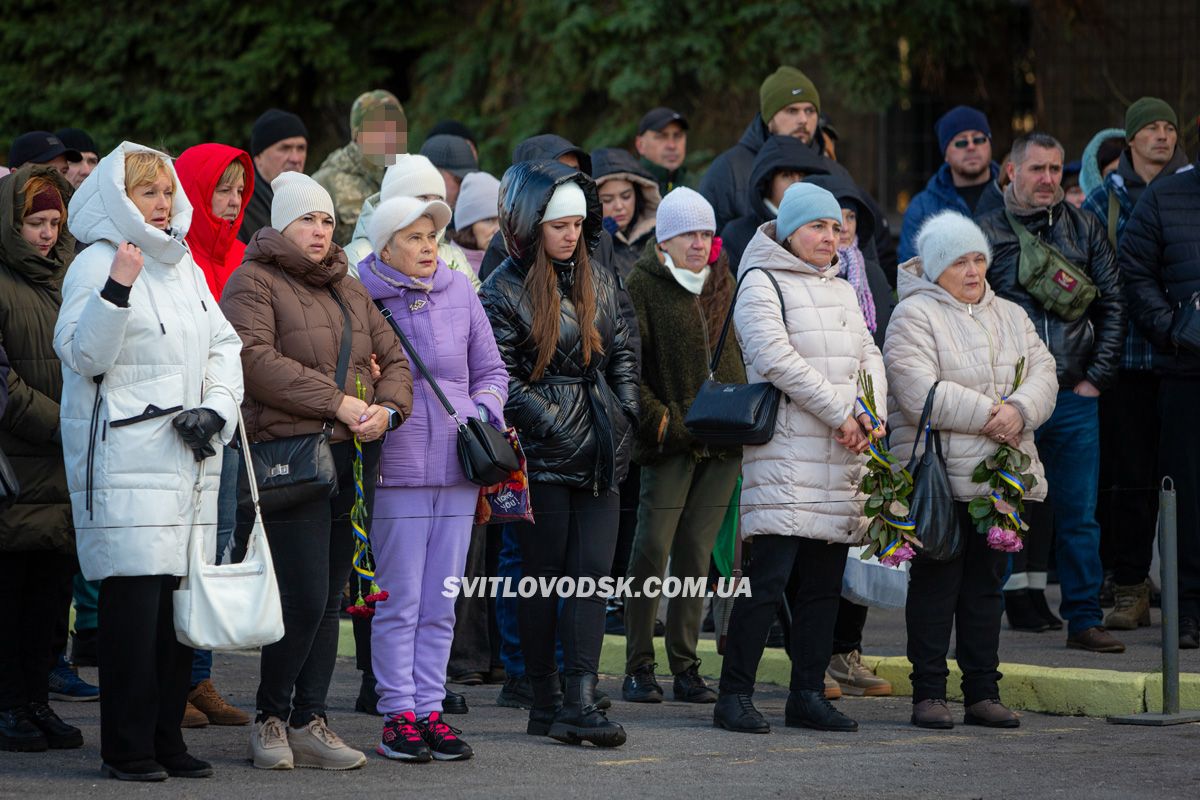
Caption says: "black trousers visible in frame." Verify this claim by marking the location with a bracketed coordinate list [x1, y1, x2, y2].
[0, 551, 75, 710]
[1159, 379, 1200, 620]
[1099, 371, 1161, 585]
[609, 465, 641, 585]
[249, 439, 379, 724]
[98, 575, 192, 763]
[831, 598, 869, 655]
[906, 503, 1007, 706]
[447, 524, 494, 677]
[719, 535, 848, 695]
[515, 482, 618, 679]
[1011, 501, 1054, 576]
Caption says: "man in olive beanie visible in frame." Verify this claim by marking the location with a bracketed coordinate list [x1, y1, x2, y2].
[759, 66, 821, 144]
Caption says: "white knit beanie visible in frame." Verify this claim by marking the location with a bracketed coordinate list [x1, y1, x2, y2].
[655, 186, 715, 243]
[454, 171, 501, 230]
[381, 154, 446, 203]
[915, 210, 992, 283]
[369, 196, 452, 256]
[271, 172, 335, 232]
[542, 180, 587, 223]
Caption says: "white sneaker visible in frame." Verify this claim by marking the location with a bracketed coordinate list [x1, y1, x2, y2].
[288, 717, 367, 771]
[249, 716, 294, 770]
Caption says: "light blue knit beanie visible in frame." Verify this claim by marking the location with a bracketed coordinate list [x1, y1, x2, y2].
[774, 182, 843, 243]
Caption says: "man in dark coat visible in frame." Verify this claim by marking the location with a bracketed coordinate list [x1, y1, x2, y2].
[238, 109, 308, 243]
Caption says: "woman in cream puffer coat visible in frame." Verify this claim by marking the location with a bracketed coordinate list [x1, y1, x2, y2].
[883, 210, 1057, 731]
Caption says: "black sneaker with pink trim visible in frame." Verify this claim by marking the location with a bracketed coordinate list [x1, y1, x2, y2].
[417, 712, 473, 761]
[377, 711, 432, 763]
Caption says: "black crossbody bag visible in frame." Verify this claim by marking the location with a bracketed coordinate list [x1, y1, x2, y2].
[375, 300, 518, 486]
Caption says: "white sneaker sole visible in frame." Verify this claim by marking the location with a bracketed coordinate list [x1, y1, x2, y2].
[249, 753, 294, 770]
[293, 753, 367, 770]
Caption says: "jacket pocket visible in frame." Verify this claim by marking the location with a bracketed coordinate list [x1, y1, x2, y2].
[102, 372, 187, 477]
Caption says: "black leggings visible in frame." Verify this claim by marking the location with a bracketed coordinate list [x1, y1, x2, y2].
[515, 482, 618, 679]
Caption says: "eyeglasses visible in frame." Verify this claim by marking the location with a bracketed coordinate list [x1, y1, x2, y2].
[952, 135, 989, 149]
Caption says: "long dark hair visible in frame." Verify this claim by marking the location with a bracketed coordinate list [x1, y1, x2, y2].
[524, 238, 603, 380]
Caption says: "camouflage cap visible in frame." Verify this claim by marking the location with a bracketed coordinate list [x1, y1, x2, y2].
[351, 90, 405, 140]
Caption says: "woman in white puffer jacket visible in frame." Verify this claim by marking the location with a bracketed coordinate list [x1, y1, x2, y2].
[714, 183, 886, 737]
[884, 210, 1057, 731]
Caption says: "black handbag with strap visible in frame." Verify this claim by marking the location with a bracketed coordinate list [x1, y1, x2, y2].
[375, 300, 519, 487]
[684, 267, 787, 446]
[904, 383, 962, 562]
[237, 287, 352, 513]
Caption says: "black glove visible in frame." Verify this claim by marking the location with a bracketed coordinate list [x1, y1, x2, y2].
[172, 407, 226, 462]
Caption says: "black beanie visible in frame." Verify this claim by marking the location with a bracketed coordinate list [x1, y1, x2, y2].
[250, 109, 308, 157]
[1095, 136, 1126, 173]
[55, 127, 98, 154]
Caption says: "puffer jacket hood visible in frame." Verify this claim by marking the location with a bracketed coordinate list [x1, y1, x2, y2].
[498, 160, 602, 268]
[68, 141, 192, 265]
[1079, 127, 1126, 198]
[804, 173, 875, 242]
[243, 226, 349, 289]
[175, 143, 255, 299]
[592, 147, 661, 247]
[746, 136, 830, 223]
[512, 135, 592, 175]
[0, 165, 75, 286]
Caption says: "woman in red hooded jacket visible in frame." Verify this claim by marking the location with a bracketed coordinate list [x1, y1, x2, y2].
[173, 143, 255, 729]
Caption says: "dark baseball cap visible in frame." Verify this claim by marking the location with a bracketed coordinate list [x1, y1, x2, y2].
[419, 134, 478, 179]
[8, 131, 82, 168]
[638, 107, 689, 135]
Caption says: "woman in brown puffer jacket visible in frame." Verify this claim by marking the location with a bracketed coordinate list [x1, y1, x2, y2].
[220, 172, 411, 772]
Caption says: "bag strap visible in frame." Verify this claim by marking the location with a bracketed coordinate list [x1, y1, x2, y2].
[1107, 188, 1119, 249]
[908, 381, 941, 464]
[708, 267, 786, 376]
[374, 299, 461, 424]
[328, 287, 354, 432]
[1004, 209, 1040, 250]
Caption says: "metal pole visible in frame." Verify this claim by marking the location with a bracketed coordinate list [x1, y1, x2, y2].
[1159, 477, 1180, 715]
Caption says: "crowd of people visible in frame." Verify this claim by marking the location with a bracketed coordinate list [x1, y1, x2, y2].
[1, 66, 1198, 780]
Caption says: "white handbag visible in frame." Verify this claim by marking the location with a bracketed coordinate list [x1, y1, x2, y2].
[174, 407, 285, 650]
[841, 545, 910, 610]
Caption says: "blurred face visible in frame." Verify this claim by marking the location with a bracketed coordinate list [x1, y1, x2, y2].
[470, 218, 499, 248]
[598, 178, 636, 229]
[254, 136, 307, 183]
[1130, 120, 1178, 168]
[838, 207, 857, 247]
[381, 216, 439, 279]
[439, 170, 462, 209]
[357, 110, 408, 166]
[128, 172, 174, 230]
[211, 176, 245, 222]
[936, 252, 989, 304]
[635, 123, 687, 170]
[21, 209, 62, 256]
[785, 218, 840, 267]
[659, 230, 712, 272]
[767, 102, 819, 144]
[1006, 144, 1064, 208]
[542, 216, 582, 261]
[944, 130, 992, 182]
[1065, 185, 1086, 208]
[767, 169, 805, 208]
[281, 211, 334, 262]
[66, 152, 98, 189]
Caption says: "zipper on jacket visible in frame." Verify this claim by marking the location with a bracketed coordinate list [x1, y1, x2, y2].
[143, 277, 167, 334]
[968, 303, 1001, 399]
[85, 375, 103, 520]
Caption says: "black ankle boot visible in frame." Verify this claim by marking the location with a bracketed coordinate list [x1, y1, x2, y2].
[1027, 589, 1063, 630]
[527, 673, 562, 736]
[548, 673, 626, 747]
[1004, 590, 1051, 632]
[354, 670, 380, 714]
[443, 689, 469, 715]
[27, 701, 83, 749]
[0, 707, 48, 752]
[784, 689, 858, 732]
[712, 692, 770, 734]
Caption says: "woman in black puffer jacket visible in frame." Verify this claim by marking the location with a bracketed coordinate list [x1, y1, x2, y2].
[480, 160, 639, 748]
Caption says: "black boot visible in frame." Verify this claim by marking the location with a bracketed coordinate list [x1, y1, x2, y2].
[784, 689, 858, 732]
[1027, 589, 1063, 630]
[443, 689, 469, 715]
[712, 692, 770, 734]
[548, 673, 626, 747]
[560, 672, 611, 709]
[1004, 590, 1050, 632]
[354, 670, 380, 714]
[526, 673, 562, 737]
[0, 707, 48, 752]
[27, 701, 83, 749]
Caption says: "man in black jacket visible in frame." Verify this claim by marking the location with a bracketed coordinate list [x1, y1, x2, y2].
[1118, 162, 1200, 649]
[978, 132, 1127, 654]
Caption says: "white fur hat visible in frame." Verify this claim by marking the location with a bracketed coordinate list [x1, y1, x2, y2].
[369, 196, 452, 256]
[915, 210, 992, 283]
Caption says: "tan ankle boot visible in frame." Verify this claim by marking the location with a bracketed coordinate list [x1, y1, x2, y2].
[828, 651, 892, 697]
[1105, 580, 1151, 630]
[188, 678, 250, 726]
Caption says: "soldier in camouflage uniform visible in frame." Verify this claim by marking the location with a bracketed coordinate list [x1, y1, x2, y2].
[313, 89, 407, 245]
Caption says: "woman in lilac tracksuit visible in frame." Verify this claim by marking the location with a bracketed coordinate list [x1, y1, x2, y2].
[358, 196, 508, 763]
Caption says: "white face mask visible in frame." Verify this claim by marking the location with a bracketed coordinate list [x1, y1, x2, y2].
[662, 250, 710, 295]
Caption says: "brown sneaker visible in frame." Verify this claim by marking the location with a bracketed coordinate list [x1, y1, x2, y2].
[1067, 626, 1126, 653]
[828, 651, 892, 697]
[188, 679, 250, 726]
[963, 699, 1020, 728]
[823, 671, 842, 700]
[1104, 580, 1152, 630]
[181, 702, 208, 728]
[911, 699, 954, 729]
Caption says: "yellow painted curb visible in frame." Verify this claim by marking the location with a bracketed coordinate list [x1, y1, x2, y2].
[1144, 671, 1200, 713]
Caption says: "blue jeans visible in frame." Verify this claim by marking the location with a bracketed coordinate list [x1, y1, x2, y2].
[191, 445, 241, 686]
[1034, 391, 1104, 634]
[496, 524, 563, 677]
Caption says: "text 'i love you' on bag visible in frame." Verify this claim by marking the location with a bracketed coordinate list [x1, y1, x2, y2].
[174, 405, 285, 651]
[905, 382, 962, 562]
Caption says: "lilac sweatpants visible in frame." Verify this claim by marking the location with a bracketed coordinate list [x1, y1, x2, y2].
[370, 483, 477, 717]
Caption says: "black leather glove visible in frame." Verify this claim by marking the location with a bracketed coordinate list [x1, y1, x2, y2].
[172, 407, 226, 462]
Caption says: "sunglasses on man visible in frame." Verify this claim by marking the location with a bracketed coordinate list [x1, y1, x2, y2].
[952, 135, 989, 149]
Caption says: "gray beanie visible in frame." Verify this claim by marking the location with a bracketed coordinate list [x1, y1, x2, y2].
[454, 171, 501, 230]
[271, 171, 335, 232]
[915, 210, 991, 283]
[655, 187, 715, 242]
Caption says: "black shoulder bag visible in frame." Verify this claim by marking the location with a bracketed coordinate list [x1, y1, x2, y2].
[904, 383, 962, 562]
[375, 300, 518, 486]
[684, 268, 786, 446]
[237, 288, 350, 513]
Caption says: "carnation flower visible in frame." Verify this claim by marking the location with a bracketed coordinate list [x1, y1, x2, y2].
[987, 527, 1023, 553]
